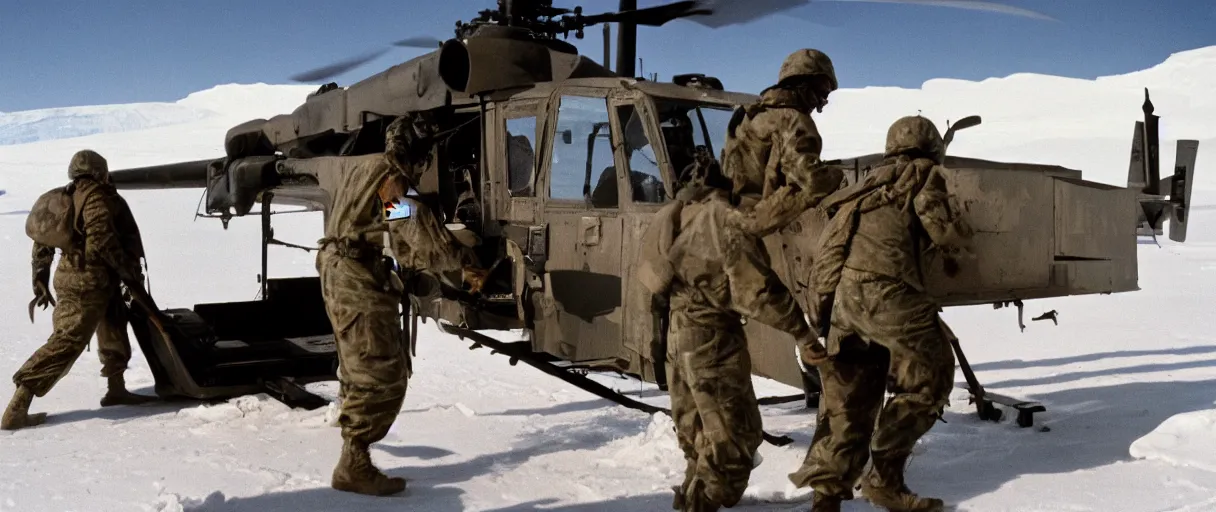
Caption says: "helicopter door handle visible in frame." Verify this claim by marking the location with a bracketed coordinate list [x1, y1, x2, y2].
[579, 216, 601, 246]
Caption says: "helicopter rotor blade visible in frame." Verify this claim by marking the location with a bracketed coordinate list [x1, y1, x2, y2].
[392, 36, 445, 48]
[592, 0, 715, 27]
[684, 0, 1055, 27]
[679, 0, 808, 28]
[813, 0, 1058, 21]
[289, 49, 389, 83]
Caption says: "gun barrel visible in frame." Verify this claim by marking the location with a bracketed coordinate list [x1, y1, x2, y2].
[110, 158, 215, 190]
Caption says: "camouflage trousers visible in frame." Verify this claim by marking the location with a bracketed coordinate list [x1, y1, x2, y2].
[789, 268, 955, 498]
[666, 304, 762, 511]
[318, 250, 410, 447]
[12, 265, 132, 396]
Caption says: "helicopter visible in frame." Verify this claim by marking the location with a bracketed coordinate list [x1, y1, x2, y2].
[104, 0, 1197, 436]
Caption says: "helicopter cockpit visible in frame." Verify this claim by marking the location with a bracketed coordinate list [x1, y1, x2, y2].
[585, 96, 736, 206]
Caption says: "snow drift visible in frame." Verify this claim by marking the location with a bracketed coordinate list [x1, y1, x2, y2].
[0, 46, 1214, 511]
[0, 83, 318, 147]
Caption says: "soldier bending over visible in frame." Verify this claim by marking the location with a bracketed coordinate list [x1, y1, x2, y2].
[316, 111, 485, 496]
[790, 116, 975, 512]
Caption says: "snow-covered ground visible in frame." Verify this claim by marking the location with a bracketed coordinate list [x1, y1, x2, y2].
[1, 46, 1215, 511]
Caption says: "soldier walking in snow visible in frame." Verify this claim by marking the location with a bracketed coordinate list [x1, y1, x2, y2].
[637, 152, 825, 512]
[788, 116, 975, 512]
[3, 149, 157, 431]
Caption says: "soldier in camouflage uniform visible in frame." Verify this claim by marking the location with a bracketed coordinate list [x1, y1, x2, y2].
[642, 157, 821, 512]
[717, 49, 844, 370]
[316, 111, 484, 496]
[721, 48, 844, 239]
[788, 116, 975, 512]
[2, 150, 155, 431]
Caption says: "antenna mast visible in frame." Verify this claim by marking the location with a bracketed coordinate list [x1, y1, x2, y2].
[616, 0, 637, 78]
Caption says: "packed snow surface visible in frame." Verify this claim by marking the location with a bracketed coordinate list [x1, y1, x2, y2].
[1, 47, 1216, 511]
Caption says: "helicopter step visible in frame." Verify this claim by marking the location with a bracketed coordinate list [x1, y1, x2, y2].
[436, 322, 797, 447]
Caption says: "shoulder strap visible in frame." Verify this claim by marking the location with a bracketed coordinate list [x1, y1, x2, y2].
[68, 179, 100, 234]
[819, 165, 897, 212]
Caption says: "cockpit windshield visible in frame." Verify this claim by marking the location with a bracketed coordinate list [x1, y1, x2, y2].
[613, 98, 736, 199]
[655, 98, 736, 175]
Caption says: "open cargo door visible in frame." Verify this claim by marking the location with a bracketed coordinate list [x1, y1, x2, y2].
[127, 276, 339, 409]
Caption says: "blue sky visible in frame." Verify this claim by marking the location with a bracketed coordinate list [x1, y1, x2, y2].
[1, 0, 1213, 112]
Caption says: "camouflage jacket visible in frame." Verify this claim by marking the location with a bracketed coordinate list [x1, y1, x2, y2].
[720, 88, 844, 237]
[843, 157, 974, 291]
[318, 154, 474, 275]
[666, 188, 811, 338]
[33, 179, 143, 280]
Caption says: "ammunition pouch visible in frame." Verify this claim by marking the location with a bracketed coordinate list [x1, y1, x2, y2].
[320, 238, 388, 278]
[320, 243, 380, 261]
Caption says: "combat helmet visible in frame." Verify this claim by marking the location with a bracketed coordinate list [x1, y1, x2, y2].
[777, 49, 838, 91]
[67, 149, 110, 183]
[385, 112, 439, 177]
[884, 116, 944, 162]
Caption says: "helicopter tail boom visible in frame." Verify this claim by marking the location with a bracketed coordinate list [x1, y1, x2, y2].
[109, 158, 214, 190]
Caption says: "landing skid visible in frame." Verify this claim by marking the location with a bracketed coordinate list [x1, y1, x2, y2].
[950, 336, 1046, 428]
[436, 322, 797, 447]
[260, 376, 331, 410]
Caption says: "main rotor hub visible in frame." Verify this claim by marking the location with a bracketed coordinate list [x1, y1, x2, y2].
[456, 0, 595, 41]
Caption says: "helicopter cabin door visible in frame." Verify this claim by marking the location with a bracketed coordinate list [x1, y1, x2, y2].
[609, 92, 676, 384]
[534, 87, 627, 365]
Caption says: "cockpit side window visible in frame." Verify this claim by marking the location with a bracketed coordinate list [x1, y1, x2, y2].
[506, 115, 538, 196]
[651, 99, 735, 189]
[612, 104, 666, 204]
[549, 95, 617, 207]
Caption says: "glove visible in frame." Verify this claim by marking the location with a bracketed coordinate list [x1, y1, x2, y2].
[796, 335, 829, 369]
[941, 246, 974, 278]
[32, 268, 55, 307]
[462, 266, 489, 294]
[942, 256, 961, 278]
[29, 269, 55, 323]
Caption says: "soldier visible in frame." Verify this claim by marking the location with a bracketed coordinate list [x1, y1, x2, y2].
[720, 48, 844, 239]
[788, 116, 975, 512]
[638, 154, 825, 512]
[315, 111, 484, 497]
[717, 48, 845, 371]
[2, 149, 156, 431]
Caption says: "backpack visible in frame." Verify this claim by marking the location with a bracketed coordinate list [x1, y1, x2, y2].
[25, 182, 82, 250]
[635, 179, 722, 297]
[808, 159, 930, 297]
